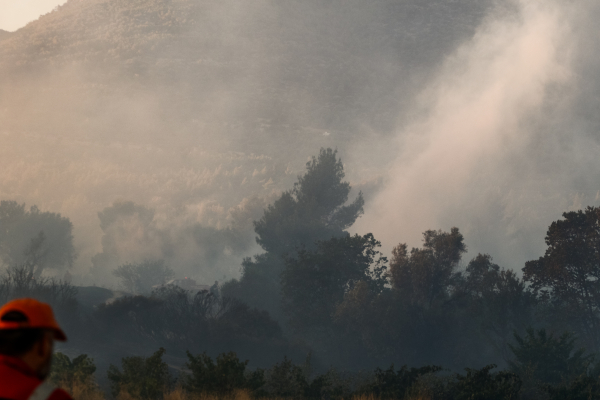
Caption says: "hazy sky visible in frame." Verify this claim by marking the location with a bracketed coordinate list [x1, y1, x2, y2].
[0, 0, 66, 31]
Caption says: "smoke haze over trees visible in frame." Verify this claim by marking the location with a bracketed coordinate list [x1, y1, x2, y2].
[0, 200, 75, 278]
[4, 0, 598, 283]
[5, 0, 600, 396]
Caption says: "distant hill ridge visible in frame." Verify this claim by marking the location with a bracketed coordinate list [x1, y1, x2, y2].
[0, 0, 492, 136]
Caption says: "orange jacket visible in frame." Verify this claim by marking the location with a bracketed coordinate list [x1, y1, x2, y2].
[0, 355, 72, 400]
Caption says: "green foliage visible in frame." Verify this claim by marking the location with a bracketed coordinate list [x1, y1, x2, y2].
[246, 368, 268, 396]
[50, 352, 96, 387]
[106, 346, 600, 399]
[182, 352, 345, 399]
[222, 253, 285, 320]
[390, 227, 465, 308]
[463, 254, 535, 360]
[210, 298, 283, 344]
[184, 351, 252, 395]
[524, 207, 600, 351]
[93, 287, 286, 367]
[107, 347, 171, 399]
[281, 233, 387, 331]
[509, 328, 593, 394]
[332, 228, 481, 369]
[227, 148, 365, 322]
[112, 259, 174, 294]
[254, 148, 364, 256]
[333, 280, 392, 359]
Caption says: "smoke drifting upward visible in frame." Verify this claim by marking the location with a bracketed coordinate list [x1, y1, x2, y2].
[354, 0, 577, 268]
[3, 0, 599, 282]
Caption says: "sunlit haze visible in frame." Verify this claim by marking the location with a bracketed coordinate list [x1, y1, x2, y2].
[0, 0, 66, 32]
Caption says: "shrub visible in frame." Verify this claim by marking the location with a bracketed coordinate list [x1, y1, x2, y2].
[509, 328, 592, 385]
[0, 265, 79, 332]
[107, 347, 172, 399]
[509, 328, 593, 398]
[545, 375, 600, 400]
[51, 352, 96, 386]
[50, 352, 100, 398]
[184, 351, 252, 395]
[263, 356, 308, 398]
[449, 364, 521, 400]
[0, 265, 78, 311]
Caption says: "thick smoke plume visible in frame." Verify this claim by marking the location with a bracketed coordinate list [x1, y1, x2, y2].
[3, 0, 600, 282]
[354, 0, 587, 268]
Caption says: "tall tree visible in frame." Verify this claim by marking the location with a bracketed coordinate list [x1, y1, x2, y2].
[0, 201, 75, 278]
[254, 148, 364, 256]
[523, 207, 600, 351]
[463, 254, 535, 361]
[509, 328, 592, 397]
[224, 148, 364, 320]
[389, 227, 465, 308]
[281, 233, 387, 331]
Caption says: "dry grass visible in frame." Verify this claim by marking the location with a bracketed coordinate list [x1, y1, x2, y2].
[163, 389, 255, 400]
[58, 378, 105, 400]
[114, 388, 262, 400]
[61, 385, 409, 400]
[160, 392, 389, 400]
[349, 395, 379, 400]
[348, 395, 430, 400]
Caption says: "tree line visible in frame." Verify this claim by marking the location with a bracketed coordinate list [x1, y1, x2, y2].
[3, 148, 600, 398]
[50, 336, 600, 400]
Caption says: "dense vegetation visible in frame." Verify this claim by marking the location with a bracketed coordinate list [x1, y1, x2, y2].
[3, 148, 600, 399]
[50, 342, 600, 399]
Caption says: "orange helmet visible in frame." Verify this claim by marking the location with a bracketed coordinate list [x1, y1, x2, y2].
[0, 298, 67, 341]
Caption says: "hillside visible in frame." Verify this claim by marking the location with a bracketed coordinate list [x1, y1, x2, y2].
[0, 0, 492, 138]
[0, 0, 493, 281]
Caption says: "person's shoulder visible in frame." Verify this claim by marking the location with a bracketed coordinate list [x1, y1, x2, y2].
[47, 388, 72, 400]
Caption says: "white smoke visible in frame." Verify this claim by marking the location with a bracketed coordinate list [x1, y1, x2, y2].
[353, 0, 576, 268]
